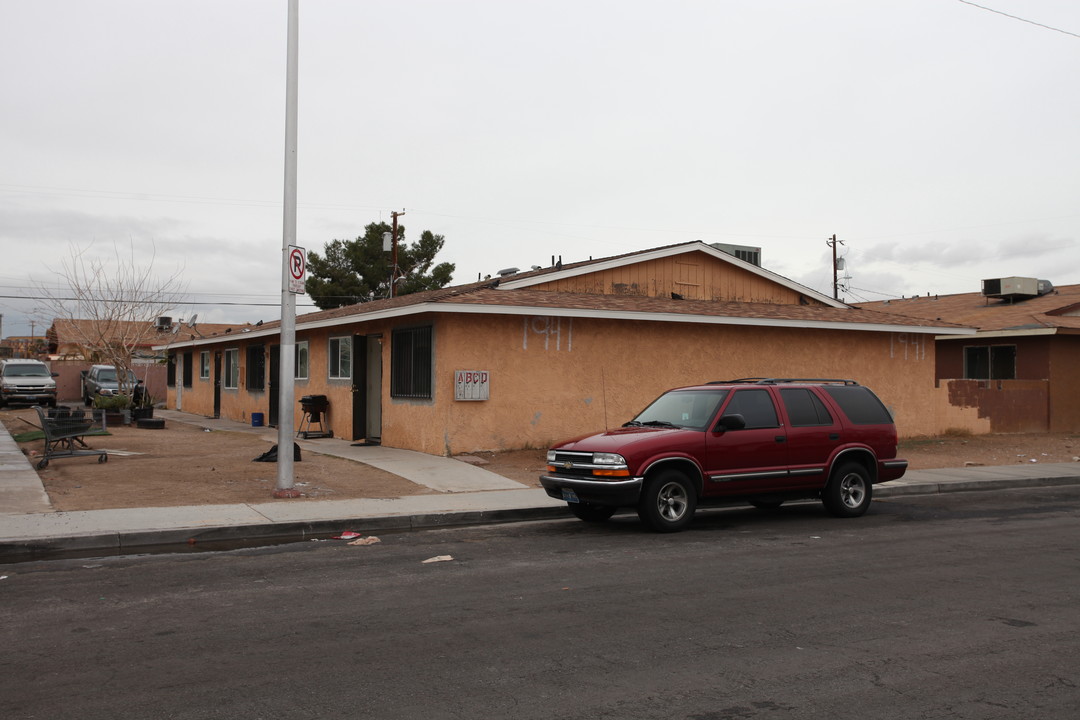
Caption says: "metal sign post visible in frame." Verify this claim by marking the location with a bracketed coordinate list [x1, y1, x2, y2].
[274, 0, 301, 498]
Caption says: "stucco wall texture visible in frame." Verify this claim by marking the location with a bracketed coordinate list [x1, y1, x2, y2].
[419, 314, 941, 455]
[168, 313, 945, 456]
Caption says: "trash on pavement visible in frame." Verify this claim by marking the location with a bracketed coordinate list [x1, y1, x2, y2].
[333, 531, 363, 540]
[422, 555, 454, 564]
[347, 536, 381, 546]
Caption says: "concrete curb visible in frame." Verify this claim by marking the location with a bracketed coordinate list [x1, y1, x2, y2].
[3, 473, 1078, 562]
[0, 505, 570, 561]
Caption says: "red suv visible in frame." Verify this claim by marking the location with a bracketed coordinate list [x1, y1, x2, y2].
[540, 379, 907, 532]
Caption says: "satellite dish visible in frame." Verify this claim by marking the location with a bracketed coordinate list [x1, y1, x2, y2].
[171, 323, 180, 335]
[187, 314, 199, 328]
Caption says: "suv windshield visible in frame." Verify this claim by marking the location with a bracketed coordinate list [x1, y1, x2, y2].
[626, 389, 728, 431]
[3, 364, 50, 378]
[97, 369, 136, 383]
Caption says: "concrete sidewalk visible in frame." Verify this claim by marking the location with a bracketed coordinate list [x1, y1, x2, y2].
[2, 409, 1079, 560]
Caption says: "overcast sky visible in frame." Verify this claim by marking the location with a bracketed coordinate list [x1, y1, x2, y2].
[2, 0, 1078, 337]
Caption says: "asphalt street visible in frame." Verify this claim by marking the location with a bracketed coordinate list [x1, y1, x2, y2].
[3, 486, 1079, 720]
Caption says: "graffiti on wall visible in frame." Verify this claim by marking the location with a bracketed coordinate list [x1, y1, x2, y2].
[890, 333, 927, 361]
[523, 317, 573, 351]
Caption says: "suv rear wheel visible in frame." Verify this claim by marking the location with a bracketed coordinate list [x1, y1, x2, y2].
[822, 462, 872, 517]
[637, 469, 696, 533]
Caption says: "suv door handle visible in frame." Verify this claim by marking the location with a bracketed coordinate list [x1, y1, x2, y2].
[829, 433, 840, 440]
[774, 436, 786, 443]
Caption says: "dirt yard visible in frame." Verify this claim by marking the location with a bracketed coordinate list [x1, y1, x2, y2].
[2, 407, 1078, 512]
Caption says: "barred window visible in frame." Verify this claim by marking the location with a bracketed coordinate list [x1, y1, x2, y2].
[246, 345, 265, 390]
[391, 326, 433, 399]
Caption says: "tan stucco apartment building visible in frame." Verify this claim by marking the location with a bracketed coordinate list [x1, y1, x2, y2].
[158, 242, 973, 455]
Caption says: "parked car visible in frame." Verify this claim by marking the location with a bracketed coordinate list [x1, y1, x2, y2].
[81, 364, 138, 406]
[540, 378, 908, 532]
[0, 359, 58, 408]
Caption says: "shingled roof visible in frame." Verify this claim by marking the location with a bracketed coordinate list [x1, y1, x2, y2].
[856, 283, 1080, 335]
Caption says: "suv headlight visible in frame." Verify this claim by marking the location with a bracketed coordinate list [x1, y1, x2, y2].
[592, 453, 626, 466]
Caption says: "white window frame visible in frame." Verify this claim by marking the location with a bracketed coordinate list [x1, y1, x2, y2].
[295, 340, 309, 380]
[224, 348, 240, 389]
[328, 336, 352, 380]
[199, 351, 210, 379]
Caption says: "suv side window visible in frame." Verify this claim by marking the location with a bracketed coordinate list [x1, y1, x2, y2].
[823, 386, 893, 425]
[721, 389, 779, 429]
[780, 388, 834, 427]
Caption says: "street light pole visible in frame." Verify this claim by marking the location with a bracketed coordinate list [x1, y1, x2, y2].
[274, 0, 300, 498]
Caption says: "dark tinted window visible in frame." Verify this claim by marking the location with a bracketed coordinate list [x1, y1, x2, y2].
[823, 386, 893, 425]
[780, 388, 834, 426]
[722, 389, 779, 429]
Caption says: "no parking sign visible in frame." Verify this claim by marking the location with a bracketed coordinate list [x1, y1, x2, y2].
[288, 245, 306, 294]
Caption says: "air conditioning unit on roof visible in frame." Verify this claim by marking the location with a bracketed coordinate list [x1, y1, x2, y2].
[981, 277, 1053, 300]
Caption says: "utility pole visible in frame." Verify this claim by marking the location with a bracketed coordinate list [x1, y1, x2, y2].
[389, 209, 405, 297]
[826, 234, 845, 300]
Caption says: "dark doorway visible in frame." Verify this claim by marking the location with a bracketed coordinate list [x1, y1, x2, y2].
[351, 334, 383, 443]
[213, 352, 222, 419]
[268, 345, 280, 426]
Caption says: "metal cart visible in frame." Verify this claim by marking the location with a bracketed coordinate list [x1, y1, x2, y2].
[33, 405, 109, 469]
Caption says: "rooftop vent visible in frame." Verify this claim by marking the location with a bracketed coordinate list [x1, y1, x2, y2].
[155, 316, 172, 331]
[496, 267, 520, 277]
[981, 277, 1053, 301]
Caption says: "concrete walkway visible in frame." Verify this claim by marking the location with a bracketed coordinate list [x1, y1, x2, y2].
[2, 409, 1079, 560]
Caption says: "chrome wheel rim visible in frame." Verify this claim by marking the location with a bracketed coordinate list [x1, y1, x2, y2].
[657, 481, 689, 522]
[840, 473, 867, 508]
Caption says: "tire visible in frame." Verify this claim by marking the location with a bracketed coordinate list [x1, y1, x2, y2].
[568, 502, 617, 523]
[822, 462, 872, 517]
[637, 469, 697, 533]
[83, 393, 92, 407]
[37, 459, 49, 470]
[749, 499, 784, 510]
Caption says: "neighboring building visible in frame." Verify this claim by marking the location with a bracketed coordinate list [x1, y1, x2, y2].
[44, 317, 237, 403]
[857, 278, 1080, 433]
[157, 242, 973, 455]
[47, 318, 236, 361]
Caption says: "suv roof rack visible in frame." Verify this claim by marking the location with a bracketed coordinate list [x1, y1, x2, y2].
[707, 378, 860, 386]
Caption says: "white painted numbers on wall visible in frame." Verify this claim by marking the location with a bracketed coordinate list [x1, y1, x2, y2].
[523, 317, 573, 351]
[891, 333, 927, 361]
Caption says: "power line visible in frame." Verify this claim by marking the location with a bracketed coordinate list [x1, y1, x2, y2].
[956, 0, 1080, 39]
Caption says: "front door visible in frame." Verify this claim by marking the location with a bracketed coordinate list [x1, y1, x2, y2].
[268, 345, 280, 426]
[350, 334, 382, 443]
[365, 335, 382, 443]
[213, 352, 222, 419]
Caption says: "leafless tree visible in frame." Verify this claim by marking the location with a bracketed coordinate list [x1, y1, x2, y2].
[36, 241, 187, 396]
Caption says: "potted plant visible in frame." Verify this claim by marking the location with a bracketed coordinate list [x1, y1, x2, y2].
[131, 381, 155, 421]
[93, 393, 131, 426]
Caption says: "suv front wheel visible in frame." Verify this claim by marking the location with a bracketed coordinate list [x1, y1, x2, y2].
[637, 469, 697, 533]
[822, 462, 872, 518]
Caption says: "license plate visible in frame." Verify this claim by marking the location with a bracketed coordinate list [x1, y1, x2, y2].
[561, 488, 580, 503]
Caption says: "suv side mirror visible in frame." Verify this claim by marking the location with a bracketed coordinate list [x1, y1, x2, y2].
[716, 414, 746, 432]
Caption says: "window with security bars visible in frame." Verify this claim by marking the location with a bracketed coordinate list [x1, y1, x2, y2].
[391, 326, 433, 399]
[246, 345, 265, 390]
